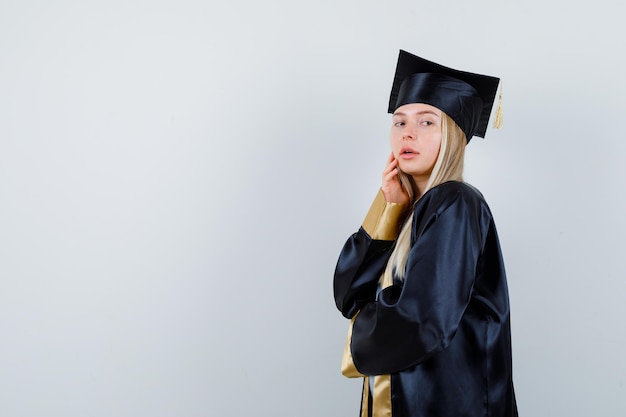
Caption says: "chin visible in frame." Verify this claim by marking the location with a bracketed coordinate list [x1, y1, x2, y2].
[398, 165, 419, 177]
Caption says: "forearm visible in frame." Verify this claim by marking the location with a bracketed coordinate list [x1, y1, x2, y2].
[333, 190, 408, 318]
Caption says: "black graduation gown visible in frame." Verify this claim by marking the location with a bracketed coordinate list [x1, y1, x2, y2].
[334, 181, 518, 417]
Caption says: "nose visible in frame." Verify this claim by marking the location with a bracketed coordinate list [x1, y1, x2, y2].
[402, 127, 416, 141]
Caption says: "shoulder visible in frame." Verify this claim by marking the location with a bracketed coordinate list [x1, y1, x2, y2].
[418, 181, 487, 211]
[411, 181, 493, 239]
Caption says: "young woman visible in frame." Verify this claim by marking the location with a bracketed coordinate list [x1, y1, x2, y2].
[333, 50, 518, 417]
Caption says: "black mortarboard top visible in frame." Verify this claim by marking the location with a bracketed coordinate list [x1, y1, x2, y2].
[388, 50, 501, 142]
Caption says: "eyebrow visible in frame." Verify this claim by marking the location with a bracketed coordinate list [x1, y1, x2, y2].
[393, 110, 441, 118]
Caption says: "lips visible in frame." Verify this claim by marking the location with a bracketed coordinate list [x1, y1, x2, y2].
[399, 146, 419, 158]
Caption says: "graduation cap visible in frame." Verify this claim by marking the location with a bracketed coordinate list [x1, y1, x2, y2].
[388, 50, 501, 142]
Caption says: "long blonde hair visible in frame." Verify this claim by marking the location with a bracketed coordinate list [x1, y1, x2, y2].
[382, 113, 467, 283]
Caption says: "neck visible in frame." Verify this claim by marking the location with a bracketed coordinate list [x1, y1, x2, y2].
[412, 175, 430, 198]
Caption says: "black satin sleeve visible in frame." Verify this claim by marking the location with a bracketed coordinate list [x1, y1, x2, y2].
[350, 183, 491, 375]
[333, 228, 394, 319]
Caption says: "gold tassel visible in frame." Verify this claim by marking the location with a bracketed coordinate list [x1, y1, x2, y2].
[493, 81, 503, 129]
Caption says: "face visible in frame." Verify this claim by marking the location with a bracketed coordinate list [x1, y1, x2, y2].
[390, 102, 442, 186]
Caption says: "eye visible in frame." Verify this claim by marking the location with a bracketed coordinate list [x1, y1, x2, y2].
[393, 121, 405, 127]
[419, 120, 434, 127]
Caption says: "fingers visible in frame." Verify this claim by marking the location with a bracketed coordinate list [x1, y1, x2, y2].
[382, 153, 401, 193]
[383, 152, 399, 176]
[383, 164, 399, 183]
[381, 162, 409, 205]
[383, 168, 399, 188]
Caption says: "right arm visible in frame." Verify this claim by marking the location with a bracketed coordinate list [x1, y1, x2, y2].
[333, 189, 408, 318]
[334, 153, 410, 318]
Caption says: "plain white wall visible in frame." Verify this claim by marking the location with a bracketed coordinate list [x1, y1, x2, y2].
[1, 1, 625, 416]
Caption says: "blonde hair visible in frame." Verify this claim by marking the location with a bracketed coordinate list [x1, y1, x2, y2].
[382, 113, 466, 283]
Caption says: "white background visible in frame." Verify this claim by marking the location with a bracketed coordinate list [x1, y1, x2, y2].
[1, 1, 625, 416]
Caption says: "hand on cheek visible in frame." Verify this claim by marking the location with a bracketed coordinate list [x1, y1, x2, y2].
[381, 152, 409, 205]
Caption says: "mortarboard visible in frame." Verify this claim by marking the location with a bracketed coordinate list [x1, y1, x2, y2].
[388, 50, 501, 141]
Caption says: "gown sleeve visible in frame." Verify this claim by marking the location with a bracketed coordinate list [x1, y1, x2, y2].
[350, 185, 489, 375]
[333, 189, 408, 319]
